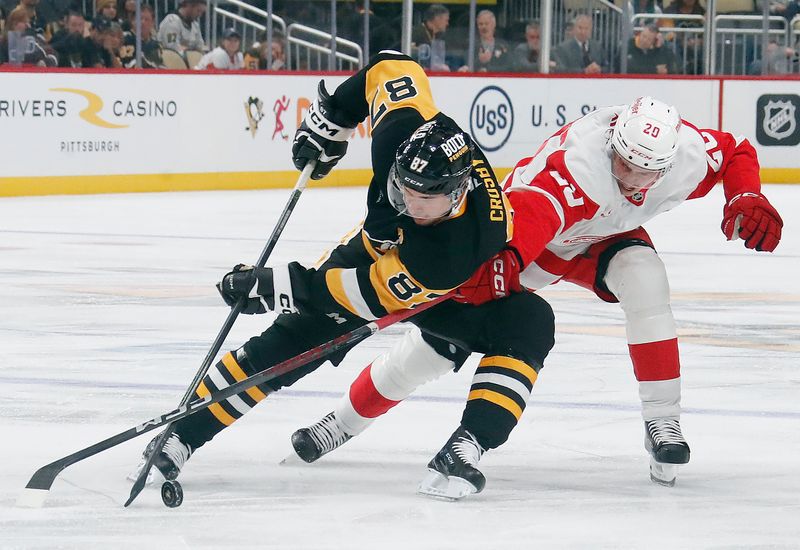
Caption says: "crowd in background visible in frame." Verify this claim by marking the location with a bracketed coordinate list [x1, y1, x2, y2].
[0, 0, 284, 68]
[0, 0, 797, 74]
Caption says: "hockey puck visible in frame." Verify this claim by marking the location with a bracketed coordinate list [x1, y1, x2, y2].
[160, 480, 183, 508]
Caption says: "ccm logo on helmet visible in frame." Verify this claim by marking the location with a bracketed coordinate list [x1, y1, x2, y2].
[629, 147, 654, 160]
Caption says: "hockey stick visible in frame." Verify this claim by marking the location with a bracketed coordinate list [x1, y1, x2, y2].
[124, 162, 316, 507]
[17, 293, 451, 508]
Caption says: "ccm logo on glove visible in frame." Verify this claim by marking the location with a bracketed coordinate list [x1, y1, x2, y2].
[455, 248, 524, 306]
[216, 264, 297, 315]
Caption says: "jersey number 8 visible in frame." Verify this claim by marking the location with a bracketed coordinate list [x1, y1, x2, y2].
[371, 76, 419, 126]
[387, 272, 422, 301]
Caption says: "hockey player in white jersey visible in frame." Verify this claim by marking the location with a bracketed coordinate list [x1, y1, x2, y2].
[289, 97, 784, 497]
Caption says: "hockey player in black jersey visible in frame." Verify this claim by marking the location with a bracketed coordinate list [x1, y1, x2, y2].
[131, 52, 555, 497]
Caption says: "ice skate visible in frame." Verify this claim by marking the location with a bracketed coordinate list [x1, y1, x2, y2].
[418, 426, 485, 501]
[128, 432, 193, 483]
[290, 412, 352, 463]
[644, 418, 690, 487]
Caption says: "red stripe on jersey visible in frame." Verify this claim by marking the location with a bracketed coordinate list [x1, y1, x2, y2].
[628, 338, 681, 381]
[348, 364, 401, 418]
[533, 247, 573, 276]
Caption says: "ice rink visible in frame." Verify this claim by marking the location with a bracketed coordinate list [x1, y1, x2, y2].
[1, 184, 798, 549]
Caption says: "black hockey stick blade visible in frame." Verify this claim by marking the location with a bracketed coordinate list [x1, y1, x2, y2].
[124, 163, 315, 507]
[17, 293, 450, 508]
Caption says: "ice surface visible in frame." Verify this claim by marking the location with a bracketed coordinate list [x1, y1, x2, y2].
[1, 185, 798, 549]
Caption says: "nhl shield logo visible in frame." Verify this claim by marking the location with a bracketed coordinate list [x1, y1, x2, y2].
[763, 100, 795, 140]
[756, 94, 800, 146]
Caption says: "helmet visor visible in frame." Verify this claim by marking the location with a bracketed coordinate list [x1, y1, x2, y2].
[388, 165, 463, 221]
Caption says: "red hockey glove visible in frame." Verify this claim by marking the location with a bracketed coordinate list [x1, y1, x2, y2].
[721, 192, 783, 252]
[454, 249, 524, 306]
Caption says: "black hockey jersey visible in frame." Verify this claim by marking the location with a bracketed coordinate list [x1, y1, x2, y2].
[292, 51, 513, 319]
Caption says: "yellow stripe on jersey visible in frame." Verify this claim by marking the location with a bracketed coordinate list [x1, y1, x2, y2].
[468, 389, 524, 421]
[368, 248, 449, 313]
[196, 381, 236, 426]
[478, 356, 539, 385]
[360, 230, 382, 261]
[313, 223, 366, 269]
[502, 192, 514, 242]
[325, 268, 360, 317]
[365, 59, 439, 131]
[221, 352, 268, 402]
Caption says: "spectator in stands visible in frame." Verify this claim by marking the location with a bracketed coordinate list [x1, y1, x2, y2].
[49, 9, 85, 67]
[0, 5, 55, 64]
[459, 9, 510, 72]
[14, 0, 47, 38]
[244, 34, 285, 70]
[0, 5, 28, 63]
[627, 0, 663, 24]
[120, 3, 162, 68]
[268, 36, 285, 70]
[194, 27, 242, 70]
[336, 2, 399, 54]
[1, 6, 7, 33]
[748, 39, 799, 74]
[411, 3, 450, 71]
[664, 0, 705, 20]
[552, 14, 607, 74]
[563, 20, 574, 41]
[81, 15, 122, 67]
[158, 0, 205, 53]
[624, 23, 678, 74]
[663, 0, 705, 74]
[511, 20, 542, 72]
[119, 0, 136, 31]
[770, 0, 800, 33]
[95, 0, 116, 23]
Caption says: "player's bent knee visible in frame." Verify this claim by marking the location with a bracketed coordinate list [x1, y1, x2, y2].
[604, 246, 670, 312]
[488, 292, 555, 367]
[604, 246, 676, 343]
[371, 326, 455, 400]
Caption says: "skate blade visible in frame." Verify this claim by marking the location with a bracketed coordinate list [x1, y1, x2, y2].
[417, 470, 477, 501]
[649, 460, 678, 487]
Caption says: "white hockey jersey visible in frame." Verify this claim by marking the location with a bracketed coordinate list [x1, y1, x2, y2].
[503, 106, 762, 290]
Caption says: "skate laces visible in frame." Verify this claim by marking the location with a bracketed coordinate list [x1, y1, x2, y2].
[307, 413, 350, 453]
[162, 434, 192, 469]
[647, 418, 686, 446]
[452, 430, 484, 466]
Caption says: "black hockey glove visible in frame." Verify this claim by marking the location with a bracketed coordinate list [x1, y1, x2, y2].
[292, 80, 356, 180]
[216, 264, 298, 315]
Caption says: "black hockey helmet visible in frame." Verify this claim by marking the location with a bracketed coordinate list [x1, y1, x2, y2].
[388, 119, 474, 219]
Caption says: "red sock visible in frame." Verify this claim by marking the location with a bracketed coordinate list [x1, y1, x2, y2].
[348, 364, 401, 419]
[628, 338, 680, 381]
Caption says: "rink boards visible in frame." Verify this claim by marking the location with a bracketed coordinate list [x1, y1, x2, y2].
[0, 69, 798, 196]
